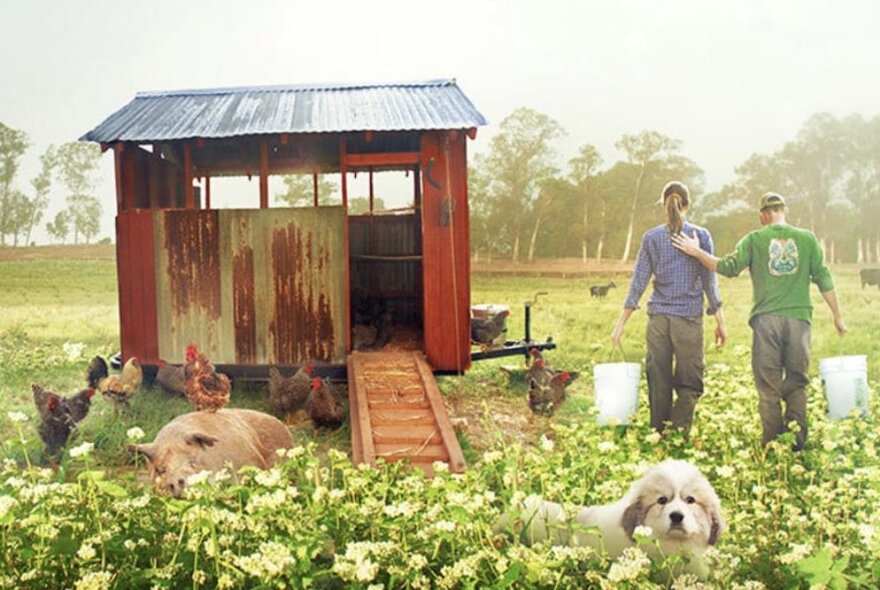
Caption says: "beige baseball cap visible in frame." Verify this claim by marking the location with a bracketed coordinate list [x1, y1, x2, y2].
[759, 192, 786, 211]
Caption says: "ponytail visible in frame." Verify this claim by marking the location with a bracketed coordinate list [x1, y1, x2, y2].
[666, 193, 684, 235]
[660, 180, 690, 235]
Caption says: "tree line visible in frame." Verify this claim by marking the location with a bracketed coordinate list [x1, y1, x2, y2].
[0, 122, 103, 246]
[469, 108, 880, 264]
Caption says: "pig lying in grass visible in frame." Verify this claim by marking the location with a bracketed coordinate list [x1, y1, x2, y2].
[130, 408, 293, 496]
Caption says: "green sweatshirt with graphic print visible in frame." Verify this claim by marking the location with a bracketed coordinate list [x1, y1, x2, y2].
[715, 223, 834, 323]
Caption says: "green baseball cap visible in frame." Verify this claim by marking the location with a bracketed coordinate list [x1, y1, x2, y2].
[759, 192, 786, 211]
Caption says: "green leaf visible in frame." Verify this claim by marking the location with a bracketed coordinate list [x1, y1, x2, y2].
[496, 562, 523, 588]
[94, 480, 128, 498]
[797, 547, 833, 584]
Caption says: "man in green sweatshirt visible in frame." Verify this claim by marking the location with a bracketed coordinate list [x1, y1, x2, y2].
[672, 192, 846, 450]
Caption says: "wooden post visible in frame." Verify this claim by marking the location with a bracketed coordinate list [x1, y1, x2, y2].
[205, 175, 211, 210]
[339, 138, 348, 208]
[369, 168, 374, 213]
[113, 143, 125, 213]
[259, 140, 269, 209]
[313, 172, 319, 207]
[183, 142, 194, 209]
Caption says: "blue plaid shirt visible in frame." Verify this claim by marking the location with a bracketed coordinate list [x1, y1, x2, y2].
[623, 222, 722, 317]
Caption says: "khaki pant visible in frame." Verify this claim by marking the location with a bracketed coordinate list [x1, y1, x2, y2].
[645, 314, 704, 434]
[750, 314, 811, 451]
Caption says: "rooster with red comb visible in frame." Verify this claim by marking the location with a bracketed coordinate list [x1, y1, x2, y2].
[183, 344, 231, 411]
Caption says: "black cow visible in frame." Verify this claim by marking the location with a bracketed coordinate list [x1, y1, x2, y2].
[860, 268, 880, 289]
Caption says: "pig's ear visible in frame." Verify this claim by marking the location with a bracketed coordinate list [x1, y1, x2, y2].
[129, 443, 157, 461]
[185, 432, 219, 449]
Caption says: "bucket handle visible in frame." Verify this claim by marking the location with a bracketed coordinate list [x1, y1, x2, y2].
[610, 343, 629, 363]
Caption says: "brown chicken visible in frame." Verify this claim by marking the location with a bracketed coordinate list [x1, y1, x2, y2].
[155, 359, 186, 396]
[527, 371, 575, 416]
[305, 377, 345, 429]
[87, 355, 143, 410]
[471, 309, 510, 351]
[32, 383, 95, 457]
[267, 363, 313, 415]
[184, 344, 231, 412]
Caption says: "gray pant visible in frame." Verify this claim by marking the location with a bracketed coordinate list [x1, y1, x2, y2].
[645, 314, 704, 434]
[750, 314, 811, 451]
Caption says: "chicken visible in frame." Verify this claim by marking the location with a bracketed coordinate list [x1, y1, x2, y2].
[155, 359, 186, 396]
[32, 383, 95, 457]
[87, 355, 142, 410]
[267, 363, 313, 415]
[527, 371, 575, 416]
[305, 377, 345, 429]
[184, 344, 231, 412]
[352, 309, 393, 351]
[524, 348, 579, 416]
[471, 309, 510, 351]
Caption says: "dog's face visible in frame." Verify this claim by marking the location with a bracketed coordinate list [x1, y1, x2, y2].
[621, 460, 725, 548]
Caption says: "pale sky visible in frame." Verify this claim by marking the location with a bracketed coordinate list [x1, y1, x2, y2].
[2, 0, 879, 243]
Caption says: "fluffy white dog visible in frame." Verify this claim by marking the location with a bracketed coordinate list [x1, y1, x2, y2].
[499, 460, 725, 578]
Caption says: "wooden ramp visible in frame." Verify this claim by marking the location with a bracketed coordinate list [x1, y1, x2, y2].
[347, 351, 466, 476]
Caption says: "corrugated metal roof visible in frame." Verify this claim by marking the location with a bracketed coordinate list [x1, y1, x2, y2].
[81, 79, 486, 143]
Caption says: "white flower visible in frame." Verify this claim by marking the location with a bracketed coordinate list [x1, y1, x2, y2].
[715, 465, 736, 478]
[540, 435, 555, 451]
[0, 495, 18, 519]
[77, 543, 97, 561]
[645, 431, 662, 445]
[606, 546, 650, 582]
[597, 440, 616, 453]
[778, 543, 812, 565]
[7, 411, 28, 423]
[63, 341, 86, 362]
[69, 442, 95, 458]
[74, 571, 114, 590]
[185, 470, 213, 487]
[255, 467, 282, 487]
[633, 525, 653, 538]
[126, 427, 145, 441]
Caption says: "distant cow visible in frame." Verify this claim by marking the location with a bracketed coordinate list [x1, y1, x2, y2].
[861, 268, 880, 289]
[590, 281, 617, 299]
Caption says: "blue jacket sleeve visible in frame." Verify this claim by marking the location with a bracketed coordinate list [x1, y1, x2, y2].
[624, 233, 653, 310]
[698, 228, 723, 315]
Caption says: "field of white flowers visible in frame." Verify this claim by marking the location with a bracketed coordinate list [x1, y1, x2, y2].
[0, 254, 878, 588]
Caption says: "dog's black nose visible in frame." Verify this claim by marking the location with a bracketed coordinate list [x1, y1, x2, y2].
[670, 511, 684, 524]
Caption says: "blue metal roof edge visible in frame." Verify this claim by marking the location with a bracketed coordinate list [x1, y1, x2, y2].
[135, 78, 457, 99]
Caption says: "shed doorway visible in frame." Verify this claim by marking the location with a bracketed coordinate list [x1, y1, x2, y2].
[347, 168, 424, 354]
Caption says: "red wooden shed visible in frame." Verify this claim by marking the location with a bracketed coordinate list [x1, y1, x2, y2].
[81, 79, 486, 376]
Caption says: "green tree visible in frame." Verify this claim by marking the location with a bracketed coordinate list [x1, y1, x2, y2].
[276, 173, 338, 207]
[614, 130, 683, 261]
[569, 144, 604, 262]
[347, 196, 386, 215]
[55, 142, 102, 244]
[0, 122, 30, 246]
[482, 107, 566, 261]
[46, 210, 70, 244]
[23, 146, 56, 246]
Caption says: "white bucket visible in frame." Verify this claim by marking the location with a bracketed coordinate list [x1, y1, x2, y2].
[819, 355, 869, 420]
[471, 304, 510, 346]
[593, 362, 641, 425]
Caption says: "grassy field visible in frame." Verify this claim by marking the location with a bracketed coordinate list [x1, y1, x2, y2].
[1, 250, 878, 461]
[1, 247, 879, 588]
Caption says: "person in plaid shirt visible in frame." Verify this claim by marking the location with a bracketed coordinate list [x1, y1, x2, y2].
[611, 181, 727, 435]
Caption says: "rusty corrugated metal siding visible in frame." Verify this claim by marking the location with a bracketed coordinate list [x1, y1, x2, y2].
[80, 80, 487, 143]
[153, 207, 347, 365]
